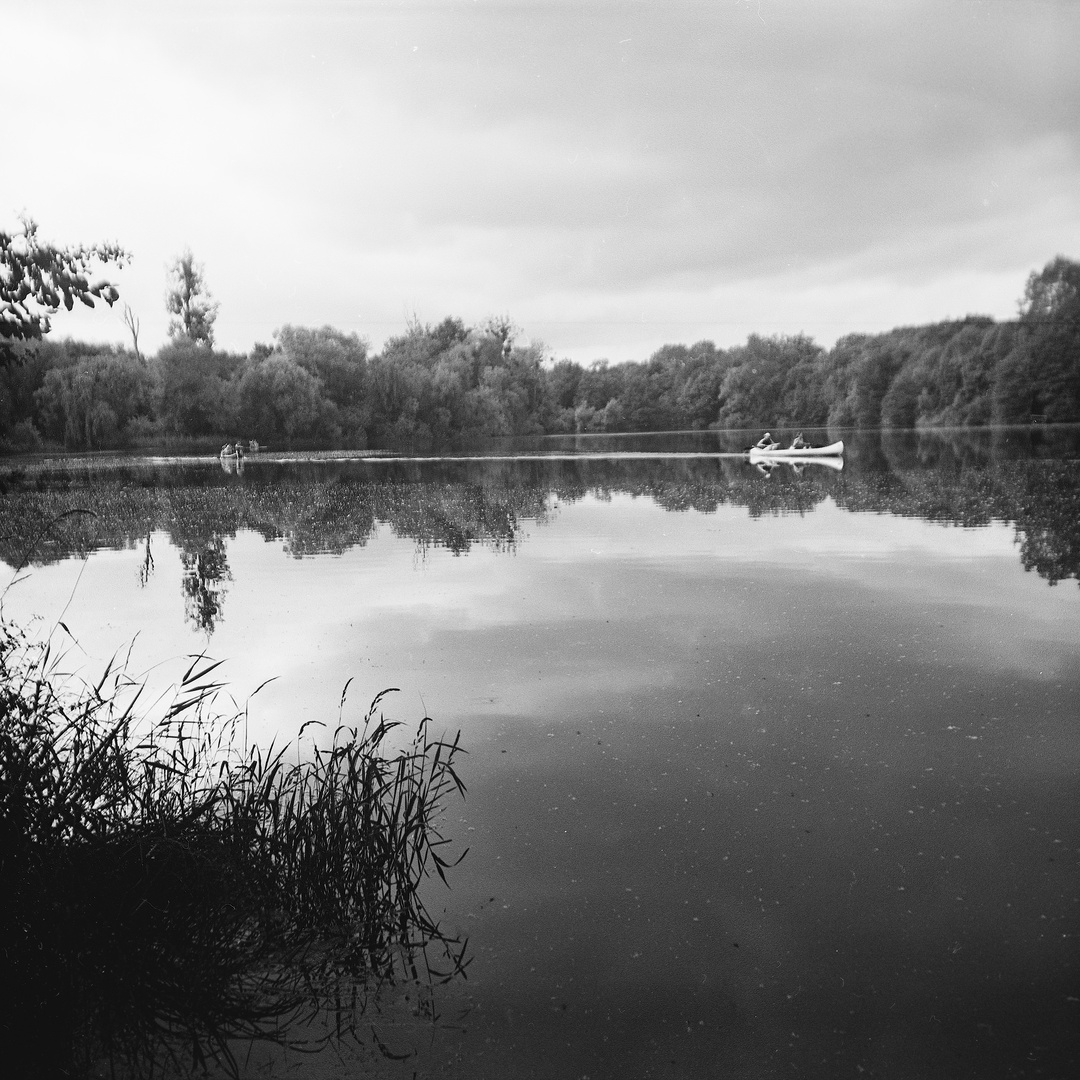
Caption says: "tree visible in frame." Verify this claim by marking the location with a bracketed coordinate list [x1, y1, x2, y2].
[716, 334, 823, 428]
[236, 353, 336, 446]
[156, 337, 234, 435]
[34, 349, 155, 449]
[274, 325, 370, 444]
[121, 303, 143, 362]
[1013, 256, 1080, 422]
[165, 249, 218, 345]
[481, 314, 520, 357]
[1019, 256, 1080, 328]
[0, 217, 127, 365]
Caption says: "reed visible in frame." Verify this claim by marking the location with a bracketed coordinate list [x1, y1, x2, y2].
[0, 619, 468, 1079]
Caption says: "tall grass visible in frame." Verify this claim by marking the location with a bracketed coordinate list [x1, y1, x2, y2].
[0, 618, 468, 1079]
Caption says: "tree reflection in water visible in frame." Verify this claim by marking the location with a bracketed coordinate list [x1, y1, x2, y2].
[1, 427, 1079, 603]
[180, 534, 231, 634]
[137, 531, 154, 587]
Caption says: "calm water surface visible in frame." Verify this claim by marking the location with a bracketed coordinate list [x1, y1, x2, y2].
[2, 428, 1079, 1078]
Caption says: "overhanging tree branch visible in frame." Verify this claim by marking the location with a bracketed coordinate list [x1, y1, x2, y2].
[0, 216, 129, 365]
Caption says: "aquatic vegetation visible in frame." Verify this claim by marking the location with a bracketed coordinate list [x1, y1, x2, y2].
[5, 431, 1080, 590]
[0, 619, 468, 1079]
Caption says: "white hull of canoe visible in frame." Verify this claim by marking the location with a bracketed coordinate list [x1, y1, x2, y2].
[748, 440, 844, 461]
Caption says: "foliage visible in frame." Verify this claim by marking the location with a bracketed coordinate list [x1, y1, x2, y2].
[3, 257, 1080, 451]
[166, 249, 219, 346]
[156, 337, 236, 436]
[236, 351, 336, 447]
[34, 347, 156, 449]
[0, 217, 127, 365]
[233, 325, 373, 448]
[180, 533, 232, 634]
[1020, 255, 1080, 328]
[0, 618, 468, 1079]
[1009, 255, 1080, 422]
[3, 426, 1080, 590]
[717, 334, 825, 429]
[365, 319, 551, 448]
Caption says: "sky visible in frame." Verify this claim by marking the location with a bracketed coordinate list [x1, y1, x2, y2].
[3, 0, 1080, 364]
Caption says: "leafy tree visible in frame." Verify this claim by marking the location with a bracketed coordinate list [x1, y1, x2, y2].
[363, 318, 551, 447]
[381, 318, 471, 375]
[365, 350, 426, 446]
[34, 348, 155, 449]
[716, 335, 823, 428]
[820, 334, 867, 426]
[487, 342, 552, 435]
[1, 217, 127, 365]
[156, 337, 234, 435]
[938, 322, 999, 426]
[577, 360, 621, 414]
[165, 249, 218, 345]
[777, 344, 828, 427]
[879, 354, 928, 429]
[480, 314, 520, 355]
[1, 339, 52, 441]
[274, 325, 370, 444]
[820, 332, 912, 429]
[608, 363, 659, 431]
[548, 359, 582, 411]
[848, 339, 909, 428]
[671, 341, 732, 430]
[546, 359, 583, 432]
[1013, 255, 1080, 422]
[1020, 256, 1080, 328]
[894, 320, 998, 428]
[236, 353, 336, 446]
[428, 316, 471, 356]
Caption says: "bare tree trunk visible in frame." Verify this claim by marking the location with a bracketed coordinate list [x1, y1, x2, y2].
[122, 303, 143, 362]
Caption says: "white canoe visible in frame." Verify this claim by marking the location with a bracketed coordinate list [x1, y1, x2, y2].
[748, 439, 844, 461]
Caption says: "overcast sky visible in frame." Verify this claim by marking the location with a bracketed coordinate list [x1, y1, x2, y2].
[4, 0, 1079, 363]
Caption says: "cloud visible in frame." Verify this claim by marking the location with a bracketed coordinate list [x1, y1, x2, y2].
[3, 0, 1079, 359]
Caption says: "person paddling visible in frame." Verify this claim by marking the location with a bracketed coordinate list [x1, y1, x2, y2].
[753, 432, 777, 449]
[790, 432, 808, 450]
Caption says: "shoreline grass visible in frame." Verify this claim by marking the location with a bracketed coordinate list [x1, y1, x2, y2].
[0, 619, 468, 1080]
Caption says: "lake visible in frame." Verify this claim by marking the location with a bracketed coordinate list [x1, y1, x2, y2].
[2, 427, 1078, 1079]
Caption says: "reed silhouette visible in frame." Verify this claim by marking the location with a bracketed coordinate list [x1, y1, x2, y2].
[0, 620, 468, 1079]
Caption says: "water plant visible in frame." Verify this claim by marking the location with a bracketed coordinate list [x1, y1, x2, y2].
[0, 618, 468, 1079]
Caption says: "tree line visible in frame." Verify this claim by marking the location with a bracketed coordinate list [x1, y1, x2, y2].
[3, 219, 1079, 452]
